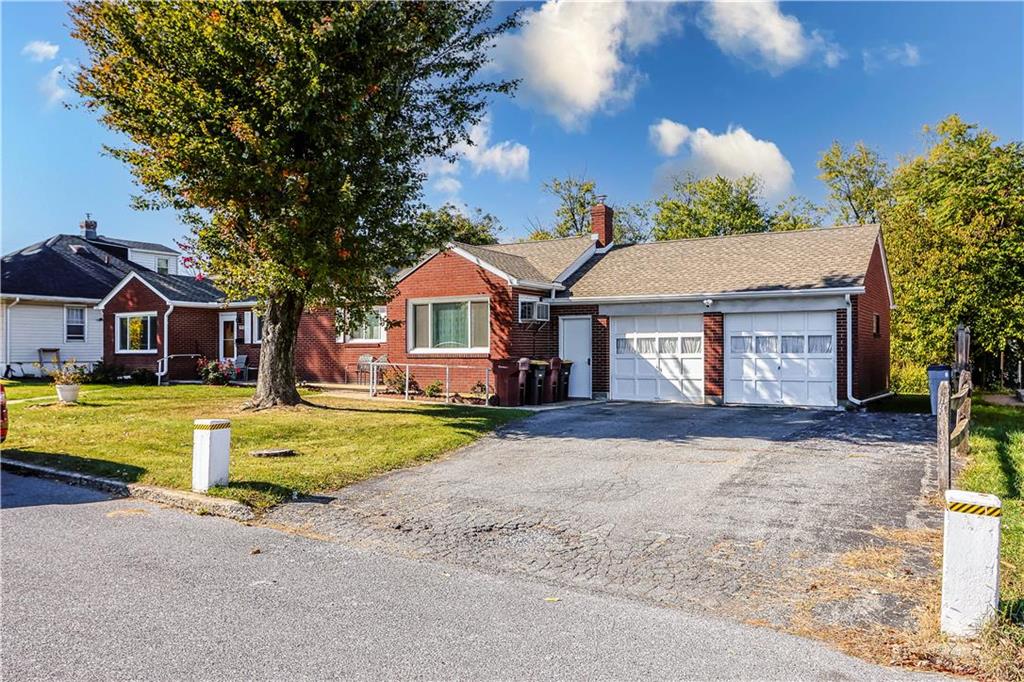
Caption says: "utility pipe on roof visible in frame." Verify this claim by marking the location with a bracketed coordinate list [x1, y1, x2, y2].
[845, 294, 893, 407]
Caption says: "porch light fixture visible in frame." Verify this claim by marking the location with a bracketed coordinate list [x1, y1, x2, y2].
[703, 298, 714, 308]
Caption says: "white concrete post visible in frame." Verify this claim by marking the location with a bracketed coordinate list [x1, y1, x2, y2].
[192, 419, 231, 493]
[941, 489, 1002, 637]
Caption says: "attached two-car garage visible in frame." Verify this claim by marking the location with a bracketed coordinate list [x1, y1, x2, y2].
[608, 310, 837, 408]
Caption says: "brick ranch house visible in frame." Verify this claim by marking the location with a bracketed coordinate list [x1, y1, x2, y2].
[99, 201, 893, 409]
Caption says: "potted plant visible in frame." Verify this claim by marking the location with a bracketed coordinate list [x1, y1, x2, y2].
[35, 360, 87, 403]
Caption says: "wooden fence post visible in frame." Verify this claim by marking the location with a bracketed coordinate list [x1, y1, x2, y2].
[937, 380, 951, 491]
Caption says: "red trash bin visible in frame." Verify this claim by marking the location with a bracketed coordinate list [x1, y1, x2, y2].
[544, 358, 561, 402]
[491, 359, 525, 407]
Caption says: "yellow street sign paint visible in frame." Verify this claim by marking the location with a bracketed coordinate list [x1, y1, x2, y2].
[947, 501, 1001, 517]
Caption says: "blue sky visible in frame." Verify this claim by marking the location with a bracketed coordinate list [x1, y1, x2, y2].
[3, 1, 1022, 252]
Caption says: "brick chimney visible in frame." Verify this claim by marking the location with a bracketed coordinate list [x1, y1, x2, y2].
[80, 214, 98, 240]
[590, 200, 613, 247]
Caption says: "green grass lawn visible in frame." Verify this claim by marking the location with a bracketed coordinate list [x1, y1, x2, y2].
[1, 378, 119, 401]
[1, 384, 527, 509]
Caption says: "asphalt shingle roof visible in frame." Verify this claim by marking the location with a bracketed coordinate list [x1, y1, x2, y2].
[455, 243, 550, 283]
[468, 236, 594, 282]
[87, 235, 179, 255]
[134, 270, 227, 304]
[562, 225, 881, 299]
[2, 235, 136, 299]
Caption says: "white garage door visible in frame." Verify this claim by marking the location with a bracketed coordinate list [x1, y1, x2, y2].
[611, 315, 704, 403]
[725, 311, 836, 407]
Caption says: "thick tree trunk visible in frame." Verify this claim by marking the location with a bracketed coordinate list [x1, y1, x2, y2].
[247, 290, 304, 409]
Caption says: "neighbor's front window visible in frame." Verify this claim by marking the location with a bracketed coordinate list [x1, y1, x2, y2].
[65, 306, 86, 342]
[338, 307, 386, 343]
[411, 299, 488, 352]
[116, 313, 158, 353]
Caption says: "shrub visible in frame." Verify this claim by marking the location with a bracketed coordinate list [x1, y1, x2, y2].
[196, 357, 234, 385]
[129, 368, 158, 386]
[424, 380, 443, 398]
[33, 360, 87, 385]
[87, 361, 127, 383]
[891, 358, 928, 394]
[380, 365, 417, 394]
[469, 381, 488, 395]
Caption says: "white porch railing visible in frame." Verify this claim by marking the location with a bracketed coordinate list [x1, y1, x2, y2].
[156, 354, 202, 385]
[369, 360, 491, 404]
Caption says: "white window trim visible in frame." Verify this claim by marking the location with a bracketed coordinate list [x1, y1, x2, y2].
[518, 295, 539, 323]
[64, 305, 87, 343]
[156, 257, 170, 275]
[114, 311, 159, 354]
[336, 307, 387, 344]
[407, 296, 490, 355]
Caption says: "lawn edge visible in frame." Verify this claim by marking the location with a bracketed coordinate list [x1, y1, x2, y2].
[1, 458, 255, 522]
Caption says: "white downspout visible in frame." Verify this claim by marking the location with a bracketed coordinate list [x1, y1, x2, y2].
[158, 304, 174, 385]
[5, 298, 20, 373]
[845, 294, 893, 407]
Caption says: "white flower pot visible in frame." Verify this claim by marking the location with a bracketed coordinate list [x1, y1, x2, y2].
[55, 384, 81, 403]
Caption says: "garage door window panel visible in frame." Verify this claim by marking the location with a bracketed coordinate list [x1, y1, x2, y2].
[808, 335, 833, 354]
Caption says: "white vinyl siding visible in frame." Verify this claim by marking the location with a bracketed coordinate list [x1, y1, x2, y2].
[610, 314, 704, 403]
[129, 249, 178, 275]
[0, 302, 103, 376]
[725, 311, 836, 407]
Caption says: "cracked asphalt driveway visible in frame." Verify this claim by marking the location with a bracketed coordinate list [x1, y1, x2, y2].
[265, 402, 939, 627]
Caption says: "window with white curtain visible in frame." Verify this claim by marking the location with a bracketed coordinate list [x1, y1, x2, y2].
[755, 336, 779, 354]
[679, 336, 703, 354]
[115, 313, 158, 353]
[65, 306, 86, 342]
[633, 337, 657, 354]
[808, 335, 833, 354]
[781, 336, 805, 354]
[410, 299, 488, 352]
[615, 338, 632, 355]
[658, 337, 678, 354]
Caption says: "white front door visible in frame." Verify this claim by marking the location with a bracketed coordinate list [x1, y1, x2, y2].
[218, 312, 237, 362]
[610, 315, 704, 402]
[559, 316, 592, 398]
[724, 311, 836, 407]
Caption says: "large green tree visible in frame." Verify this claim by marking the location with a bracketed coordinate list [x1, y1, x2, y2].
[885, 115, 1024, 366]
[527, 174, 650, 243]
[652, 174, 770, 240]
[71, 1, 517, 407]
[817, 141, 890, 224]
[417, 204, 502, 245]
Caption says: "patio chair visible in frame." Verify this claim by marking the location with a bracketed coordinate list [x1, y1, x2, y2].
[355, 354, 374, 384]
[232, 354, 250, 381]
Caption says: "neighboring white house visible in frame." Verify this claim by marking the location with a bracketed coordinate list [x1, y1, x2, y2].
[0, 217, 180, 377]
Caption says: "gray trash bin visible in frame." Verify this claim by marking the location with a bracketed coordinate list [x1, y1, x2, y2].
[927, 364, 951, 416]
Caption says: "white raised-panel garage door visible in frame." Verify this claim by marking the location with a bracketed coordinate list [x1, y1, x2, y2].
[724, 311, 836, 407]
[611, 315, 704, 403]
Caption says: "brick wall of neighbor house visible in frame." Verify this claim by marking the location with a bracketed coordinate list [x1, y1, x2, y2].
[853, 240, 891, 398]
[703, 312, 724, 404]
[166, 307, 220, 379]
[103, 279, 170, 375]
[836, 308, 848, 402]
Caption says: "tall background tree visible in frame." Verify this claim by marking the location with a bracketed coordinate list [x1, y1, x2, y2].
[71, 1, 517, 407]
[528, 174, 651, 243]
[885, 115, 1024, 383]
[417, 204, 502, 245]
[817, 141, 891, 224]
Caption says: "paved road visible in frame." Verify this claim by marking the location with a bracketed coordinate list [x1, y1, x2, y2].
[266, 403, 939, 628]
[2, 472, 934, 680]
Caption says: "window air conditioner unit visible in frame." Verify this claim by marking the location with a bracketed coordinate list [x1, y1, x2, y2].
[520, 300, 551, 322]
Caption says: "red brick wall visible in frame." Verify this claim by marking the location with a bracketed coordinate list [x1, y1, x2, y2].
[836, 308, 848, 402]
[103, 279, 170, 375]
[853, 240, 891, 398]
[166, 307, 219, 379]
[703, 312, 724, 404]
[543, 305, 607, 395]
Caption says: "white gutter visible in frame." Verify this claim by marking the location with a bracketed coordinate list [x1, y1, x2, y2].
[4, 297, 20, 369]
[158, 303, 174, 385]
[0, 293, 101, 304]
[844, 293, 894, 407]
[550, 287, 865, 305]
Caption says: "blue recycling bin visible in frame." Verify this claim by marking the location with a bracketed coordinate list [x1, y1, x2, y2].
[927, 364, 951, 416]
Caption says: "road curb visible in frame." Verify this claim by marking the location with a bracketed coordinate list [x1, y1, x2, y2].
[0, 459, 255, 522]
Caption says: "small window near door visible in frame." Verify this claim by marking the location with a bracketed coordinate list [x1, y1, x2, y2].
[156, 257, 170, 275]
[65, 306, 86, 342]
[730, 336, 753, 353]
[872, 313, 881, 337]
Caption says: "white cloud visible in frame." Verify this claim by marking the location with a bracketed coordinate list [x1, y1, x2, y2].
[432, 176, 463, 196]
[652, 120, 794, 198]
[493, 0, 681, 130]
[39, 64, 67, 108]
[699, 1, 843, 74]
[456, 116, 530, 180]
[863, 43, 922, 71]
[649, 118, 692, 157]
[426, 114, 529, 201]
[22, 40, 59, 62]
